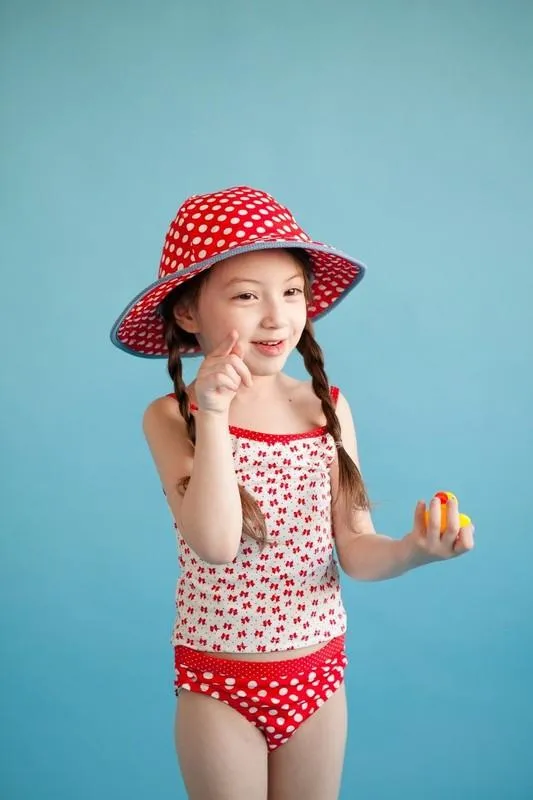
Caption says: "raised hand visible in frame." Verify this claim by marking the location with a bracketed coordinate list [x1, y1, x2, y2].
[194, 330, 253, 415]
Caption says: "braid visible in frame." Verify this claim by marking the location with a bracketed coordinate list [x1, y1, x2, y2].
[161, 299, 269, 549]
[165, 323, 196, 446]
[296, 320, 342, 443]
[297, 319, 371, 522]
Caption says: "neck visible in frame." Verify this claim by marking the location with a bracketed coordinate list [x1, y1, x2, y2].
[233, 373, 288, 403]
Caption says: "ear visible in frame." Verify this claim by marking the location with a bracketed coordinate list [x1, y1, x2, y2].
[173, 303, 200, 334]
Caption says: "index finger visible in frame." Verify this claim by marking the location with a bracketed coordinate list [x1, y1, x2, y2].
[209, 329, 239, 358]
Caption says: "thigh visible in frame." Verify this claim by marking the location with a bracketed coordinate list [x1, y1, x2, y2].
[267, 682, 348, 800]
[175, 689, 269, 800]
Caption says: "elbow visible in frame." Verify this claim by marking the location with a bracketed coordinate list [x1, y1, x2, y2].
[181, 528, 240, 565]
[196, 547, 238, 566]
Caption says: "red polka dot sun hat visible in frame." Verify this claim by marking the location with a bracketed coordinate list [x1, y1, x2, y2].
[110, 185, 367, 357]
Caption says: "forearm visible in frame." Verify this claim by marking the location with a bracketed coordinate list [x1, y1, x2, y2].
[180, 410, 242, 564]
[340, 533, 424, 581]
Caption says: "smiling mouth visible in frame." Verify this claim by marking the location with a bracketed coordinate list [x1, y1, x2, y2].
[251, 339, 287, 355]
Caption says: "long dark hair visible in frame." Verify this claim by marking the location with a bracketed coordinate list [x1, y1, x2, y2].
[157, 249, 370, 549]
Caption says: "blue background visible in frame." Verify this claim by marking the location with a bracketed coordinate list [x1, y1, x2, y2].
[2, 1, 532, 798]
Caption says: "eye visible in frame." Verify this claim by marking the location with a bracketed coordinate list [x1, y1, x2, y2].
[285, 287, 304, 296]
[233, 292, 257, 301]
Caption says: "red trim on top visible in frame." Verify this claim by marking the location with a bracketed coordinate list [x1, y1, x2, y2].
[165, 385, 339, 442]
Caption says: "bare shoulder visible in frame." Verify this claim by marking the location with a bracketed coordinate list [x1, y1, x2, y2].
[143, 392, 184, 428]
[142, 393, 194, 498]
[332, 389, 358, 457]
[288, 378, 344, 426]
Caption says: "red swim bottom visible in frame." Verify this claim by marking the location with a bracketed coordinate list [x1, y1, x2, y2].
[173, 635, 348, 752]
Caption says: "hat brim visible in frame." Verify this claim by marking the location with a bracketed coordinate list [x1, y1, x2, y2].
[109, 240, 366, 358]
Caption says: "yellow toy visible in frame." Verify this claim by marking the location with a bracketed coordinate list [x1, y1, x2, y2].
[425, 491, 471, 533]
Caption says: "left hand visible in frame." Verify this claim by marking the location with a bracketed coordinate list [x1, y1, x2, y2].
[405, 496, 475, 566]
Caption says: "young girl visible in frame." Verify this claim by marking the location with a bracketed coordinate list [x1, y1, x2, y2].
[110, 185, 475, 800]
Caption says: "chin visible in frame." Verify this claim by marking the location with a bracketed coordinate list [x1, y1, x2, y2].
[247, 355, 291, 377]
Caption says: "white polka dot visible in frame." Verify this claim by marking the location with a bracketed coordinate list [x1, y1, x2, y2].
[279, 687, 288, 696]
[198, 250, 207, 259]
[269, 681, 279, 688]
[203, 672, 214, 680]
[266, 726, 275, 733]
[286, 725, 295, 733]
[258, 715, 267, 723]
[294, 713, 303, 723]
[211, 691, 220, 699]
[248, 680, 258, 689]
[225, 677, 236, 685]
[200, 684, 209, 692]
[276, 717, 285, 725]
[257, 689, 267, 697]
[308, 672, 316, 681]
[306, 689, 315, 697]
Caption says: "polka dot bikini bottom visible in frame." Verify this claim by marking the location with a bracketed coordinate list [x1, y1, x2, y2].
[173, 635, 348, 752]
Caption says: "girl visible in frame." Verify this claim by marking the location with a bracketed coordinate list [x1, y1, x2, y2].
[110, 185, 475, 800]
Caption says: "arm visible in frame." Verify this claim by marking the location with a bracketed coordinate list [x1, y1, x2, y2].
[331, 391, 417, 581]
[142, 396, 242, 564]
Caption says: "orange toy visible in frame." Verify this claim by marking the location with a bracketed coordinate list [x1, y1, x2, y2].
[425, 491, 471, 533]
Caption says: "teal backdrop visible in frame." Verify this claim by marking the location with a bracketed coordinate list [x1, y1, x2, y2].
[1, 1, 532, 798]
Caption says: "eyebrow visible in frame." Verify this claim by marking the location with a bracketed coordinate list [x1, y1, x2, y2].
[224, 273, 303, 287]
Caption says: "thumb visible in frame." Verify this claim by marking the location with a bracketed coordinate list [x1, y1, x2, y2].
[211, 329, 239, 357]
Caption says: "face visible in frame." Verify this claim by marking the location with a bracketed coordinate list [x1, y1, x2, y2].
[175, 250, 308, 375]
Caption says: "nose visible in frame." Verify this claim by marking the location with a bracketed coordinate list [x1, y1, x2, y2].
[261, 296, 288, 329]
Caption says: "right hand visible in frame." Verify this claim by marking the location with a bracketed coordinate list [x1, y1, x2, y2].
[194, 330, 253, 415]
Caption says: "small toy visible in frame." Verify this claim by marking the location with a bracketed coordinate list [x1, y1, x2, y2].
[425, 491, 471, 534]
